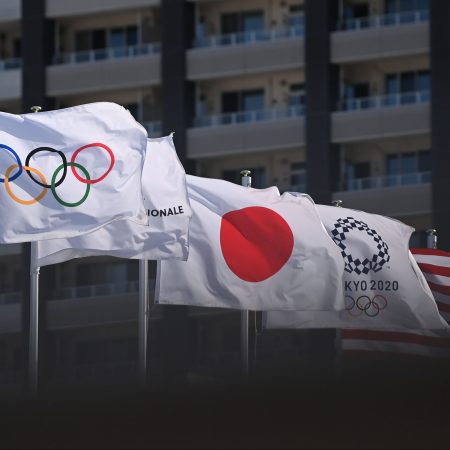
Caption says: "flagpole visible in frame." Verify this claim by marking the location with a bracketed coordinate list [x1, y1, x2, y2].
[240, 170, 251, 379]
[138, 259, 149, 388]
[29, 105, 42, 395]
[426, 228, 437, 249]
[29, 242, 39, 394]
[332, 199, 343, 376]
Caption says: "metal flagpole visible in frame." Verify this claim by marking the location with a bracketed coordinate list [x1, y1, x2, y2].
[138, 259, 149, 388]
[331, 199, 343, 376]
[240, 169, 251, 379]
[426, 228, 437, 249]
[29, 105, 42, 395]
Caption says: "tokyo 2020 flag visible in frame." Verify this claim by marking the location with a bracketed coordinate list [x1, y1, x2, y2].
[155, 176, 345, 311]
[266, 204, 448, 331]
[34, 135, 191, 267]
[0, 102, 148, 243]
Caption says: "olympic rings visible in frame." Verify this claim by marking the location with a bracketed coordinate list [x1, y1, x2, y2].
[70, 143, 115, 185]
[51, 162, 90, 208]
[0, 142, 115, 206]
[4, 164, 47, 205]
[0, 144, 23, 183]
[25, 147, 67, 188]
[345, 294, 388, 318]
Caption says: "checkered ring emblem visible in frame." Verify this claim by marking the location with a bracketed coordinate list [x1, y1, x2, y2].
[330, 217, 390, 275]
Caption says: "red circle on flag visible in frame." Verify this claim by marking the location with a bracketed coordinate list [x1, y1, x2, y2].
[220, 206, 294, 282]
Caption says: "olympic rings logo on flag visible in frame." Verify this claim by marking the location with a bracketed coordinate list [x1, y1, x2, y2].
[0, 143, 115, 207]
[344, 294, 388, 317]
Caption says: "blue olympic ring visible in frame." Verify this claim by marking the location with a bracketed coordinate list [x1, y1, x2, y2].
[0, 144, 23, 183]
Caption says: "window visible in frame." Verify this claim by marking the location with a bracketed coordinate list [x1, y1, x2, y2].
[290, 83, 305, 106]
[386, 150, 431, 185]
[221, 10, 264, 34]
[345, 161, 371, 189]
[288, 4, 305, 27]
[384, 70, 430, 104]
[222, 167, 266, 188]
[221, 89, 265, 113]
[385, 0, 429, 13]
[290, 162, 307, 190]
[75, 25, 138, 53]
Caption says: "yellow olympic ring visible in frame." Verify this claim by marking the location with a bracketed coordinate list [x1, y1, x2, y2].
[4, 164, 48, 205]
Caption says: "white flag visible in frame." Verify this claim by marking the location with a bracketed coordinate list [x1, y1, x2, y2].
[35, 135, 191, 268]
[0, 102, 148, 243]
[266, 204, 448, 331]
[155, 176, 345, 311]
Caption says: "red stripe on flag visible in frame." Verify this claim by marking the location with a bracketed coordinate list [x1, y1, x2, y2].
[436, 301, 450, 313]
[418, 262, 450, 278]
[341, 329, 450, 348]
[410, 248, 450, 257]
[428, 281, 450, 296]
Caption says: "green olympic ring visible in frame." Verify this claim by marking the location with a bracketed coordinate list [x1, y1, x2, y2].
[51, 162, 91, 208]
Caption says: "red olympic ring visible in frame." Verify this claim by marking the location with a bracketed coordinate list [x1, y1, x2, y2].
[70, 143, 115, 185]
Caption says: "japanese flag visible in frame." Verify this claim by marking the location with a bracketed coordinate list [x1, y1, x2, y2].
[34, 135, 191, 268]
[155, 176, 345, 311]
[266, 204, 448, 331]
[0, 102, 148, 243]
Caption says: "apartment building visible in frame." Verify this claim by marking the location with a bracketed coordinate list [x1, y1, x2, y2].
[0, 0, 448, 393]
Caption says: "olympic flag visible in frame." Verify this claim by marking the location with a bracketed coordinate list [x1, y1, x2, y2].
[265, 205, 449, 331]
[34, 135, 191, 267]
[155, 175, 346, 311]
[0, 102, 148, 243]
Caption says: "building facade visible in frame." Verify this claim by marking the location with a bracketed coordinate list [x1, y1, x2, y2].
[0, 0, 447, 393]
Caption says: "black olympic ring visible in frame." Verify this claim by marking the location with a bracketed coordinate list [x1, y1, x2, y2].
[25, 147, 67, 189]
[345, 294, 388, 318]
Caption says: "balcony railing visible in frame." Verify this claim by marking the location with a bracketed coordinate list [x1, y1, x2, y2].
[337, 9, 429, 31]
[193, 105, 304, 128]
[337, 90, 430, 112]
[193, 25, 303, 48]
[342, 171, 431, 191]
[0, 291, 20, 305]
[0, 57, 21, 71]
[54, 280, 140, 300]
[52, 42, 161, 65]
[143, 120, 162, 137]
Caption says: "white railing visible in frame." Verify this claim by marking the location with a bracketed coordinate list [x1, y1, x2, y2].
[143, 120, 162, 137]
[0, 57, 21, 71]
[338, 90, 430, 111]
[193, 25, 303, 48]
[337, 9, 429, 31]
[343, 171, 431, 191]
[52, 42, 161, 65]
[0, 291, 20, 305]
[55, 280, 140, 300]
[193, 105, 304, 128]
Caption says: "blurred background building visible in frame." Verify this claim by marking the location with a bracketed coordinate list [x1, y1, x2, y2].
[0, 0, 448, 394]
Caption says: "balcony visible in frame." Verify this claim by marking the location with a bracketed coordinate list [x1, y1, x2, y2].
[0, 58, 21, 101]
[188, 106, 304, 158]
[46, 0, 160, 18]
[342, 171, 431, 191]
[187, 26, 304, 80]
[337, 91, 429, 111]
[332, 92, 430, 143]
[332, 10, 428, 63]
[337, 9, 429, 31]
[47, 43, 161, 96]
[333, 178, 431, 218]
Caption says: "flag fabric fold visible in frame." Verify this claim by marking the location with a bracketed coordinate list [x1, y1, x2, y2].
[0, 102, 148, 243]
[265, 204, 449, 331]
[155, 175, 346, 311]
[35, 135, 191, 268]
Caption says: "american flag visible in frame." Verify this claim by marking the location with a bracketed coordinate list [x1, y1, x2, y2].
[341, 248, 450, 359]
